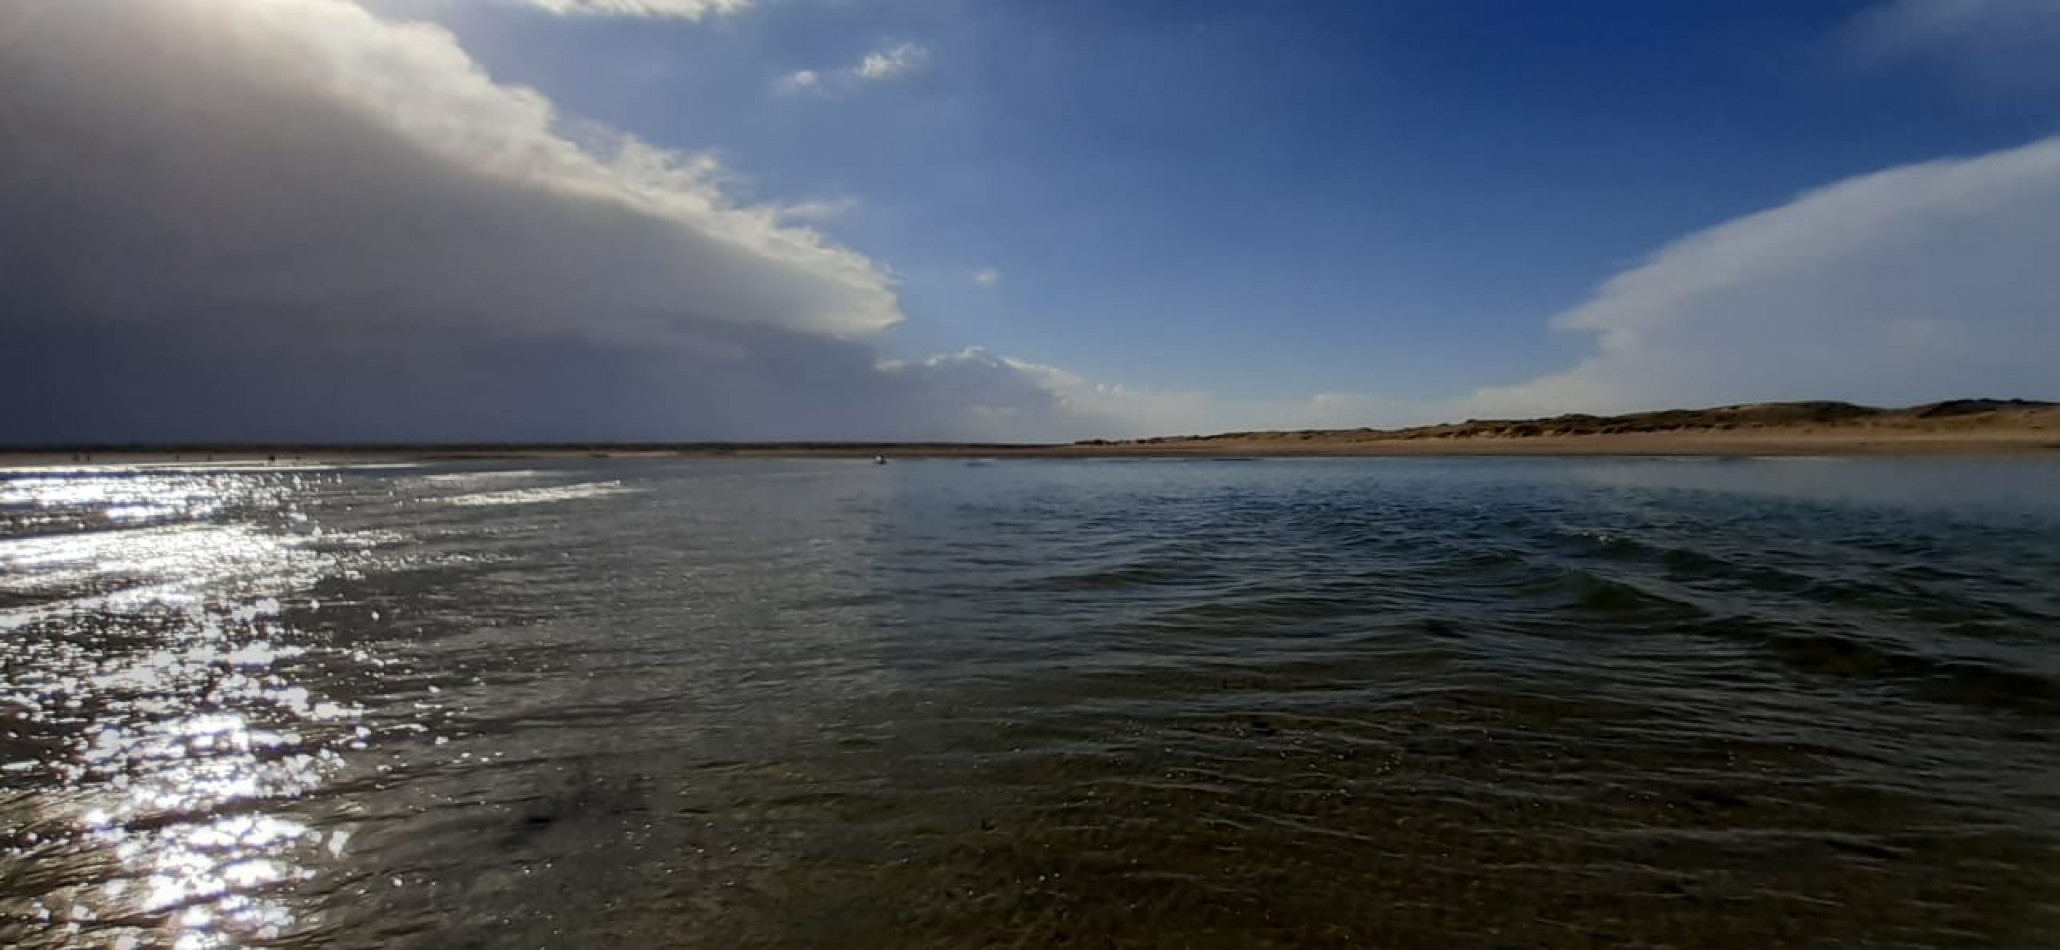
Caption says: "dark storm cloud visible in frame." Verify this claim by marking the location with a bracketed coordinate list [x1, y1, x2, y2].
[0, 0, 1082, 443]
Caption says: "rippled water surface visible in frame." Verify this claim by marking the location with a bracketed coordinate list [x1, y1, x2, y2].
[4, 458, 2058, 948]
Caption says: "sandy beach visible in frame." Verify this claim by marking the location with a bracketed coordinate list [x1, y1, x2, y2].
[1053, 426, 2060, 458]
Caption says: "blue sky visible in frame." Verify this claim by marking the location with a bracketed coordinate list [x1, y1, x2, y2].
[438, 0, 2053, 398]
[3, 0, 2058, 440]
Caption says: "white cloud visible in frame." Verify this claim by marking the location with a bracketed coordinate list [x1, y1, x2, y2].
[521, 0, 754, 19]
[779, 42, 931, 99]
[1066, 388, 1429, 439]
[873, 350, 1427, 441]
[0, 0, 1002, 442]
[1, 0, 898, 347]
[774, 69, 822, 96]
[887, 143, 2060, 440]
[972, 268, 1002, 287]
[856, 42, 930, 81]
[1456, 135, 2060, 418]
[777, 197, 857, 221]
[0, 0, 1243, 445]
[974, 125, 2060, 437]
[924, 133, 2060, 440]
[872, 348, 1211, 441]
[1844, 0, 2060, 88]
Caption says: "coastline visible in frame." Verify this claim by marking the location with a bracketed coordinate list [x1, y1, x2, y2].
[3, 428, 2056, 468]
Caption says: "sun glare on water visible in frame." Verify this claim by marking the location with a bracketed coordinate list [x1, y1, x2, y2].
[0, 469, 376, 949]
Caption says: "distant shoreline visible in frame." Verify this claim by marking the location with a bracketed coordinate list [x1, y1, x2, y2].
[6, 400, 2054, 466]
[2, 431, 2056, 467]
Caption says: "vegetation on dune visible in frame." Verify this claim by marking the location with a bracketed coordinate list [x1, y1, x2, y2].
[1093, 399, 2058, 446]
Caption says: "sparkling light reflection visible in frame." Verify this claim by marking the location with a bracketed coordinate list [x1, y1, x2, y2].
[0, 468, 373, 949]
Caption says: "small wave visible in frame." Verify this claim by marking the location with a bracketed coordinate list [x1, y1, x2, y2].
[1139, 591, 1396, 629]
[1028, 560, 1197, 592]
[1491, 564, 1712, 621]
[1571, 576, 1690, 615]
[442, 482, 636, 507]
[1685, 617, 2060, 716]
[419, 469, 547, 486]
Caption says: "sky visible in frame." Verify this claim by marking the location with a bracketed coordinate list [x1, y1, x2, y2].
[2, 0, 2057, 443]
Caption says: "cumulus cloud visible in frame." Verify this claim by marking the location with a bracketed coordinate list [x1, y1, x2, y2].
[1086, 121, 2060, 434]
[876, 135, 2060, 440]
[777, 42, 931, 98]
[978, 133, 2060, 434]
[1457, 135, 2060, 417]
[872, 350, 1088, 442]
[972, 268, 1002, 288]
[521, 0, 754, 19]
[0, 0, 1063, 443]
[875, 351, 1433, 441]
[856, 42, 930, 81]
[1024, 133, 2060, 436]
[3, 0, 896, 342]
[773, 69, 822, 96]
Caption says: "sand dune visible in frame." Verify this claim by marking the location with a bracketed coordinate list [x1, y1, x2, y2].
[1072, 399, 2060, 457]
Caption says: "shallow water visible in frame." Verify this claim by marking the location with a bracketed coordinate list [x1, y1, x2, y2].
[3, 457, 2058, 948]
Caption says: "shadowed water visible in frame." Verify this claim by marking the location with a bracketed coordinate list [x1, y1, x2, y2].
[3, 457, 2058, 948]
